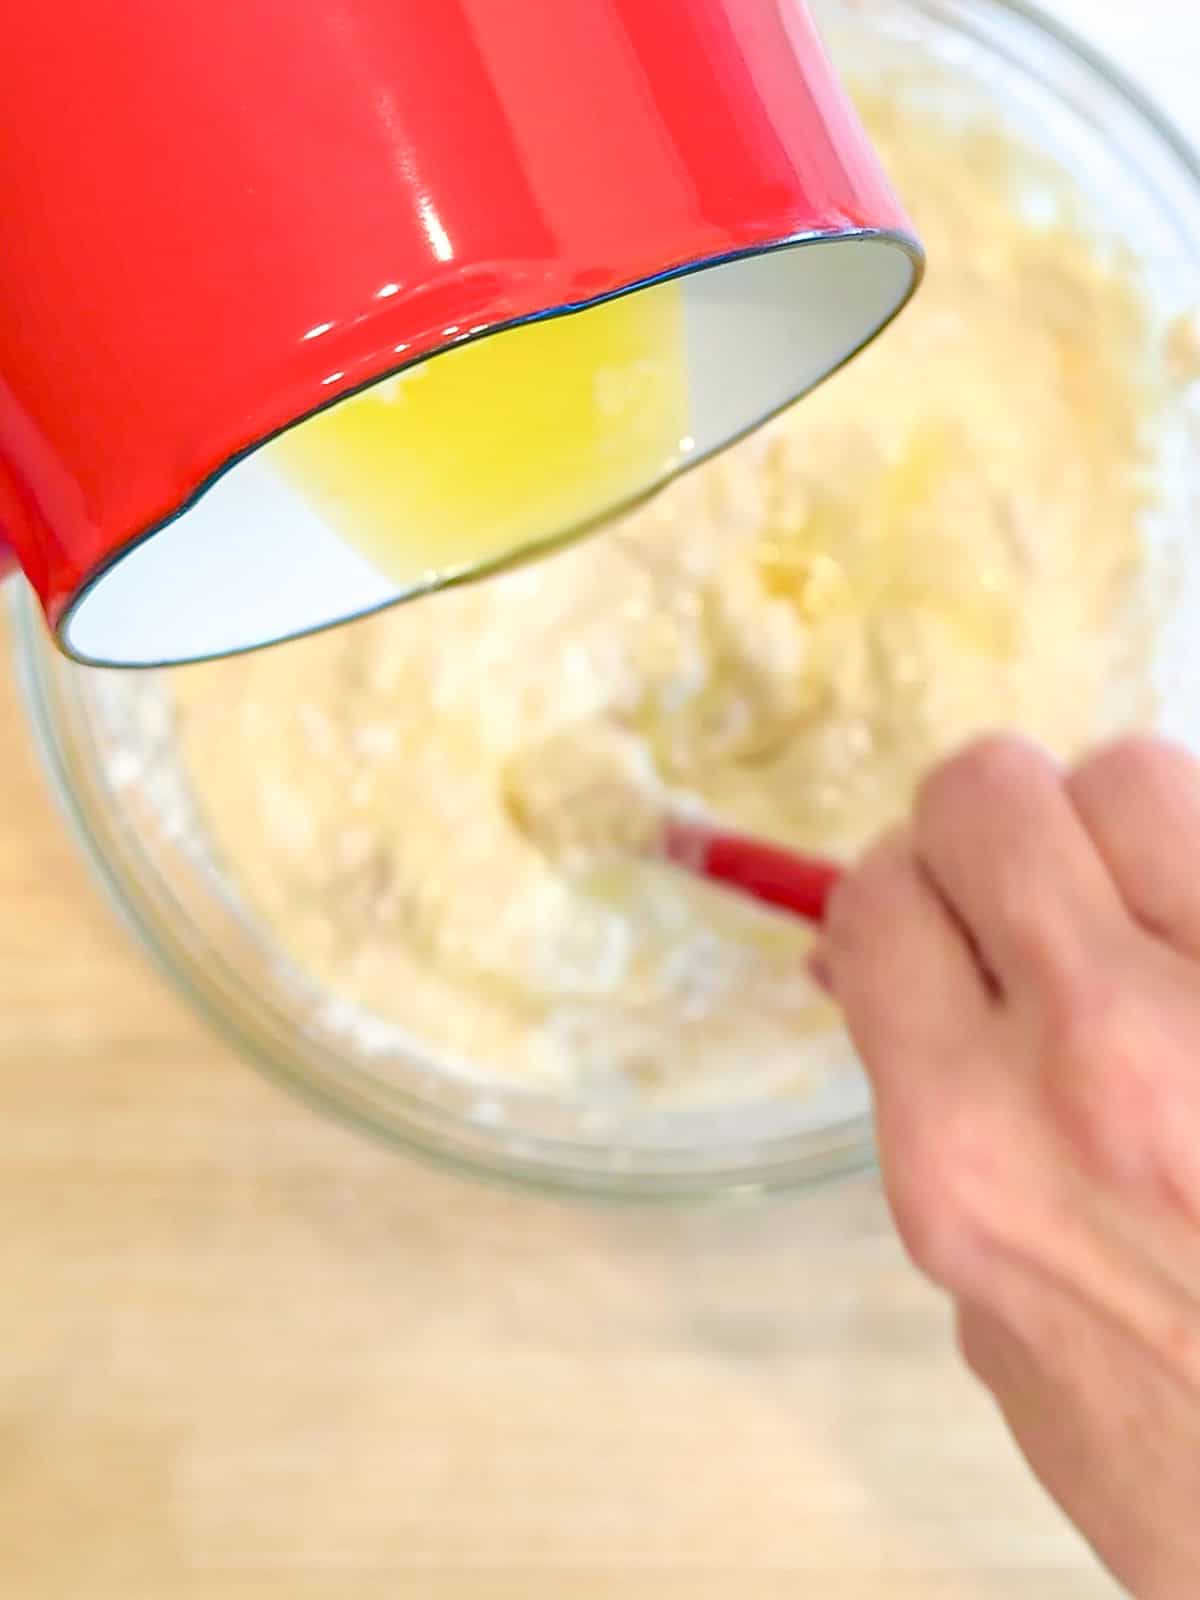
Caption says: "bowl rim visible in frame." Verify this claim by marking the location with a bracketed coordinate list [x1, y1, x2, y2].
[13, 0, 1200, 1203]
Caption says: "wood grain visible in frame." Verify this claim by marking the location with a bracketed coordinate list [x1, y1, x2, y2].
[0, 615, 1118, 1597]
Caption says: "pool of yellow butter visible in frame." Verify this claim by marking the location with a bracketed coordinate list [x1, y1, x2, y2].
[268, 280, 691, 586]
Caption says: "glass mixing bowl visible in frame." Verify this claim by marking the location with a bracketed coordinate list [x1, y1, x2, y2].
[13, 0, 1200, 1199]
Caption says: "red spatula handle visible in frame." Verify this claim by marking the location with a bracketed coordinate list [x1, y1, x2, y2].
[663, 819, 843, 925]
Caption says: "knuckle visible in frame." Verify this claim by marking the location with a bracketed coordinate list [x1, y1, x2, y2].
[919, 734, 1049, 830]
[1041, 983, 1157, 1177]
[1074, 733, 1194, 806]
[850, 838, 904, 902]
[886, 1103, 1002, 1290]
[893, 1191, 970, 1286]
[825, 839, 902, 941]
[821, 874, 862, 950]
[1042, 976, 1126, 1073]
[991, 896, 1084, 988]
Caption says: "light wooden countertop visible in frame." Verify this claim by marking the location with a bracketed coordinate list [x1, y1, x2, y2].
[0, 615, 1121, 1597]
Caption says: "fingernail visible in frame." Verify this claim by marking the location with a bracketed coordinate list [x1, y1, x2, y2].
[808, 952, 835, 995]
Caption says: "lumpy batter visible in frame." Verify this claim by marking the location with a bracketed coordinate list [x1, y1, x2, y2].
[174, 101, 1158, 1103]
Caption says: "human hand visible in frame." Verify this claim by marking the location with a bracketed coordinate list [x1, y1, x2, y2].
[812, 735, 1200, 1597]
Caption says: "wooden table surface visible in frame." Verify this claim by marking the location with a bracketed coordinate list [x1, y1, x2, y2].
[0, 614, 1122, 1598]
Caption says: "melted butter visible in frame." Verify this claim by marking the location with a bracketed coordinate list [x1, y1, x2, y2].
[265, 280, 691, 587]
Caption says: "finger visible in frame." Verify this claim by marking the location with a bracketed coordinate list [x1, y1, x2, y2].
[819, 827, 992, 1103]
[1069, 736, 1200, 959]
[915, 736, 1127, 1000]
